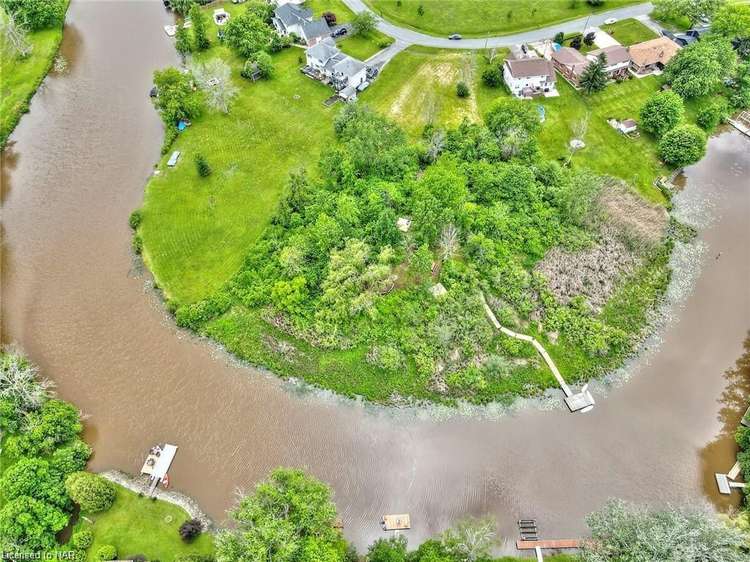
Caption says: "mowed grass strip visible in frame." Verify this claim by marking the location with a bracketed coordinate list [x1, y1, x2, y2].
[0, 19, 66, 147]
[363, 46, 667, 203]
[602, 18, 659, 46]
[364, 0, 641, 38]
[361, 46, 484, 136]
[141, 47, 338, 304]
[80, 484, 214, 560]
[338, 29, 391, 60]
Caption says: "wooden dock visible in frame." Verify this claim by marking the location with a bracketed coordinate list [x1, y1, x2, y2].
[729, 111, 750, 137]
[382, 514, 410, 531]
[481, 292, 594, 412]
[141, 444, 178, 496]
[516, 539, 582, 550]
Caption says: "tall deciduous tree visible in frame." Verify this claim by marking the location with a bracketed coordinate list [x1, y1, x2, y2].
[352, 11, 376, 34]
[0, 8, 32, 57]
[170, 0, 194, 17]
[189, 58, 238, 114]
[224, 7, 273, 58]
[639, 90, 684, 137]
[665, 37, 736, 98]
[0, 0, 65, 31]
[0, 496, 68, 551]
[441, 517, 498, 562]
[152, 67, 204, 125]
[653, 0, 724, 27]
[582, 499, 746, 562]
[215, 468, 348, 562]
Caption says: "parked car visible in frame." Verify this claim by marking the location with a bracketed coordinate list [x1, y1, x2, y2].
[604, 17, 617, 25]
[333, 27, 348, 38]
[448, 34, 462, 40]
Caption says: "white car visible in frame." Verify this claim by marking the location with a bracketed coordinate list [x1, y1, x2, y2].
[604, 17, 617, 25]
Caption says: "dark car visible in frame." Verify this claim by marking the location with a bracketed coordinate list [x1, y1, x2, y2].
[448, 34, 462, 40]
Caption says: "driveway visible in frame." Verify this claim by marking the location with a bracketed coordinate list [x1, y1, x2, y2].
[341, 0, 655, 48]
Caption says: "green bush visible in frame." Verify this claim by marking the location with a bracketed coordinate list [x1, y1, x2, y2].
[658, 124, 707, 167]
[70, 528, 94, 550]
[195, 153, 212, 177]
[52, 439, 93, 475]
[639, 91, 684, 138]
[132, 233, 143, 255]
[456, 81, 470, 98]
[65, 472, 116, 513]
[696, 99, 728, 131]
[481, 65, 503, 88]
[95, 545, 117, 561]
[129, 209, 143, 230]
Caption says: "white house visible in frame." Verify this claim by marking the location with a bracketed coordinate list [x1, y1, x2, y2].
[272, 3, 330, 46]
[306, 38, 367, 100]
[503, 58, 557, 99]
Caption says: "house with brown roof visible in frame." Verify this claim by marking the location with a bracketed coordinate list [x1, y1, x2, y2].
[551, 47, 589, 86]
[588, 45, 630, 80]
[629, 36, 680, 76]
[503, 58, 558, 99]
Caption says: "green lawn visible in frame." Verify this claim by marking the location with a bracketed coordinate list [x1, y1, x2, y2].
[338, 29, 392, 60]
[535, 78, 668, 204]
[364, 0, 641, 37]
[78, 484, 214, 561]
[362, 46, 668, 203]
[0, 18, 66, 148]
[602, 17, 658, 46]
[140, 46, 338, 304]
[306, 0, 355, 20]
[361, 46, 486, 136]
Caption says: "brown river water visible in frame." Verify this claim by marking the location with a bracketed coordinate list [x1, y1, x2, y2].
[2, 0, 750, 552]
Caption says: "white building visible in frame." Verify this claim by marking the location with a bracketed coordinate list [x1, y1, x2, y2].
[503, 58, 557, 99]
[306, 38, 368, 100]
[272, 3, 330, 46]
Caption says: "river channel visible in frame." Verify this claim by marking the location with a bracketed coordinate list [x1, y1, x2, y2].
[2, 0, 749, 552]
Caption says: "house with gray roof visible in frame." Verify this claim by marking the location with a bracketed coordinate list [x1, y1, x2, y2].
[503, 57, 557, 99]
[272, 3, 330, 46]
[305, 37, 368, 100]
[587, 45, 630, 80]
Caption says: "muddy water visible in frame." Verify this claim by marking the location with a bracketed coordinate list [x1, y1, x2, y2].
[2, 0, 750, 552]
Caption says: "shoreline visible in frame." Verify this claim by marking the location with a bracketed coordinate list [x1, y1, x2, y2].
[100, 469, 215, 532]
[0, 2, 69, 150]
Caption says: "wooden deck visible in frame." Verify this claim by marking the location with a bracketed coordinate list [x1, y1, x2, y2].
[516, 539, 582, 550]
[382, 514, 410, 531]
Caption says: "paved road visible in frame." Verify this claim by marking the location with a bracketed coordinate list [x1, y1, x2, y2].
[342, 0, 655, 48]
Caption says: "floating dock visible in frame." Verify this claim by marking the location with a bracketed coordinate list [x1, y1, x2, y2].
[382, 514, 410, 531]
[141, 443, 178, 496]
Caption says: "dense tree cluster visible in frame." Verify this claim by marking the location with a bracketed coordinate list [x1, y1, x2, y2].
[174, 100, 669, 404]
[215, 468, 351, 562]
[582, 499, 747, 562]
[0, 0, 66, 31]
[664, 37, 736, 99]
[0, 350, 92, 552]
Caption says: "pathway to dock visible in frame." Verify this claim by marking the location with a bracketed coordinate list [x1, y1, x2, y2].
[480, 292, 572, 397]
